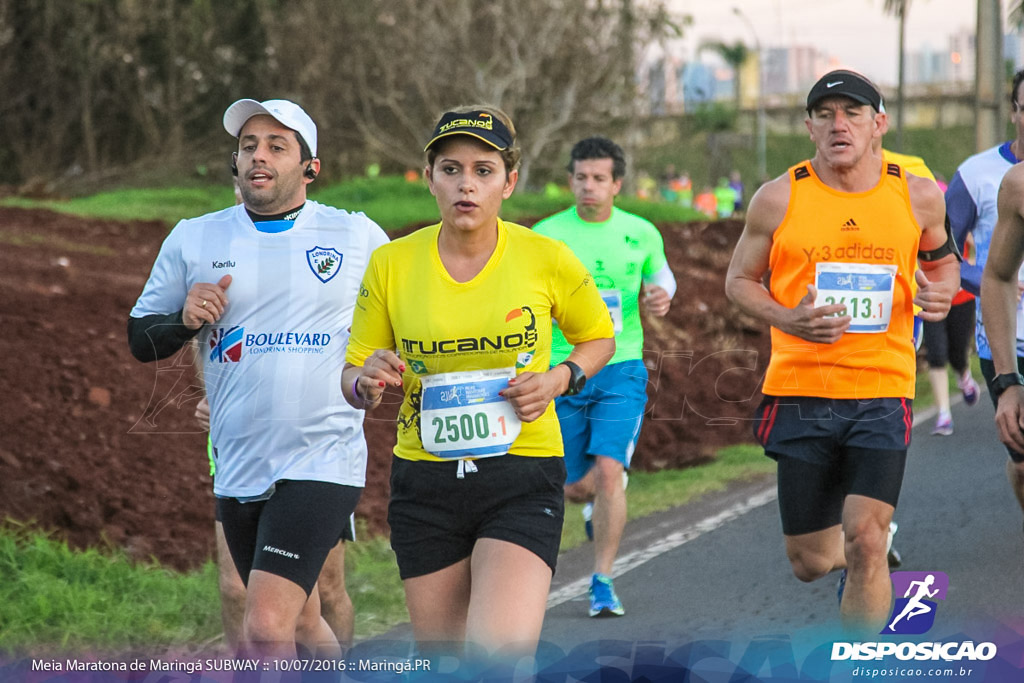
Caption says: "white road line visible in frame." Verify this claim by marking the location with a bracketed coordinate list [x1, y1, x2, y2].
[548, 398, 946, 608]
[547, 487, 777, 608]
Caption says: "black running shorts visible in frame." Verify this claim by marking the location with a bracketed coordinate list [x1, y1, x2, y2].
[753, 395, 911, 535]
[214, 498, 356, 542]
[217, 480, 362, 595]
[388, 455, 566, 580]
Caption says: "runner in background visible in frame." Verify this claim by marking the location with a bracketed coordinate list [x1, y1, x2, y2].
[979, 153, 1024, 532]
[714, 177, 738, 218]
[729, 170, 745, 214]
[948, 69, 1024, 522]
[694, 185, 717, 218]
[677, 170, 694, 209]
[879, 148, 980, 435]
[194, 393, 355, 650]
[533, 137, 676, 618]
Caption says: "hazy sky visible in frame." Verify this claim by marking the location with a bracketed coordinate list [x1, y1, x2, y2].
[672, 0, 995, 86]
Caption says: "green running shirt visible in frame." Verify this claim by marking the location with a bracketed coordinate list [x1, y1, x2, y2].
[533, 207, 668, 365]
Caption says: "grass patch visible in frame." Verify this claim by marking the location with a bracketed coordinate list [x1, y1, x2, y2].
[561, 444, 773, 551]
[0, 522, 407, 656]
[0, 176, 704, 231]
[2, 188, 237, 225]
[0, 521, 221, 655]
[344, 532, 408, 638]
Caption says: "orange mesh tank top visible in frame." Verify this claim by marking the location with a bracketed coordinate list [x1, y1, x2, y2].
[764, 160, 921, 399]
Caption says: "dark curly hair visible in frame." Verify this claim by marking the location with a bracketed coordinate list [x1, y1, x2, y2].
[567, 137, 626, 179]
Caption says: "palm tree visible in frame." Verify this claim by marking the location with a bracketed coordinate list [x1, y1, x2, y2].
[883, 0, 909, 151]
[701, 40, 749, 111]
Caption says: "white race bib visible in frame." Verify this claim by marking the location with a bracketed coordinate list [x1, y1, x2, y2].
[600, 289, 624, 334]
[814, 262, 897, 333]
[419, 368, 522, 459]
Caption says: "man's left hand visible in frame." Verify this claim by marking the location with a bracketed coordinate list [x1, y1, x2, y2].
[912, 269, 952, 322]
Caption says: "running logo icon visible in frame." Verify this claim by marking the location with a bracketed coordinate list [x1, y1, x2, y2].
[881, 571, 949, 635]
[209, 326, 244, 363]
[306, 246, 343, 283]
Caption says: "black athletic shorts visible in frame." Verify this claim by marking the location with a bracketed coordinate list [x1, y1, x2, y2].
[216, 480, 362, 595]
[753, 395, 912, 535]
[388, 455, 566, 580]
[980, 358, 1024, 463]
[214, 498, 356, 542]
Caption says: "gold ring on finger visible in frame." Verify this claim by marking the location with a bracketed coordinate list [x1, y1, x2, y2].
[201, 300, 208, 308]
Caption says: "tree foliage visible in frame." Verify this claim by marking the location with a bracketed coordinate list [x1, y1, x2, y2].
[0, 0, 682, 189]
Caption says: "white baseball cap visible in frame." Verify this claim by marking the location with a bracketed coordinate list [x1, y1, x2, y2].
[223, 98, 318, 157]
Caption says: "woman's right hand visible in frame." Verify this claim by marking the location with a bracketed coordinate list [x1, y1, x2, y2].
[344, 351, 404, 409]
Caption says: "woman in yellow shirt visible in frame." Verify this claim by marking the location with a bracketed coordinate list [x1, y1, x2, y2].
[341, 105, 614, 657]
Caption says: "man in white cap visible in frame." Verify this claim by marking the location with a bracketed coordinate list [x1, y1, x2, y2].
[128, 98, 389, 658]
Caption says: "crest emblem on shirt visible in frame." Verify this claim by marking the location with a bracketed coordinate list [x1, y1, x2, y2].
[306, 246, 343, 283]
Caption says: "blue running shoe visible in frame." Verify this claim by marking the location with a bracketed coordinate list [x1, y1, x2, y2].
[582, 502, 594, 542]
[836, 569, 847, 607]
[589, 573, 624, 617]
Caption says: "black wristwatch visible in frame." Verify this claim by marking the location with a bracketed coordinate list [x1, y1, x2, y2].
[559, 360, 587, 396]
[991, 372, 1024, 398]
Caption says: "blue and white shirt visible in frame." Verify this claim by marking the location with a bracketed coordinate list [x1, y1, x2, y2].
[132, 201, 389, 497]
[946, 141, 1024, 359]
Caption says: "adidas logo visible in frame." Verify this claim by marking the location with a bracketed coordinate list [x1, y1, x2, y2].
[841, 218, 859, 232]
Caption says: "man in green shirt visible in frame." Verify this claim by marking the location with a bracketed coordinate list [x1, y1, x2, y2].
[534, 137, 677, 617]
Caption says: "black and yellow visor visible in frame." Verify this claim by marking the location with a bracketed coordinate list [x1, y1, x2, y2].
[424, 110, 513, 152]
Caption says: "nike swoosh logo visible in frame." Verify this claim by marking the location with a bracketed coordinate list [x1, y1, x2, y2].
[826, 81, 843, 88]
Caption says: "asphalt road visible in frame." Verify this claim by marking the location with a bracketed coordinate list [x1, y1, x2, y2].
[538, 395, 1024, 679]
[368, 396, 1023, 681]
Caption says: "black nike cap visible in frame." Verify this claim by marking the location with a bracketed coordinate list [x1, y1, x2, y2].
[806, 70, 884, 113]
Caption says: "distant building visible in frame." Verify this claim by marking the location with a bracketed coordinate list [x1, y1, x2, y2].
[681, 61, 720, 108]
[764, 45, 824, 97]
[907, 44, 950, 84]
[640, 24, 1022, 113]
[904, 28, 1024, 87]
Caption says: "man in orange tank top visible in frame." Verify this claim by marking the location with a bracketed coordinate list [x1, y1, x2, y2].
[725, 70, 961, 632]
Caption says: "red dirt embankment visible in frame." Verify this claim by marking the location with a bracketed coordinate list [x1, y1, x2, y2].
[0, 208, 768, 570]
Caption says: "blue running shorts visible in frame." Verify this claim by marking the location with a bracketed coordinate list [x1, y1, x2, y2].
[554, 359, 648, 485]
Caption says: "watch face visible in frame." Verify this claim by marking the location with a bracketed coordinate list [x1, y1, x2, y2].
[995, 374, 1024, 396]
[562, 362, 585, 396]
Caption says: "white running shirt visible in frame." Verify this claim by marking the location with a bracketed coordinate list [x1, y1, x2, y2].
[132, 201, 389, 497]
